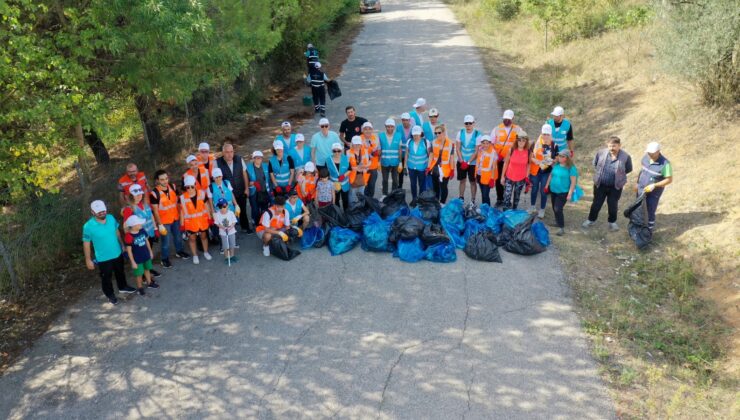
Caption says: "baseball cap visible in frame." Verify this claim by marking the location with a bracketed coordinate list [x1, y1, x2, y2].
[646, 141, 661, 153]
[385, 118, 395, 126]
[128, 184, 144, 196]
[413, 98, 426, 108]
[558, 149, 571, 157]
[463, 115, 475, 123]
[216, 198, 229, 208]
[428, 108, 439, 117]
[198, 142, 210, 151]
[502, 109, 514, 120]
[252, 150, 264, 158]
[212, 168, 223, 178]
[304, 162, 316, 172]
[295, 133, 305, 142]
[90, 200, 107, 213]
[186, 154, 198, 164]
[125, 215, 145, 228]
[479, 135, 491, 143]
[273, 141, 284, 150]
[351, 136, 362, 145]
[411, 125, 423, 135]
[319, 118, 329, 126]
[307, 43, 313, 48]
[361, 121, 373, 129]
[281, 121, 291, 128]
[183, 175, 197, 187]
[400, 112, 411, 120]
[314, 62, 322, 69]
[541, 124, 552, 135]
[331, 142, 343, 151]
[551, 106, 564, 117]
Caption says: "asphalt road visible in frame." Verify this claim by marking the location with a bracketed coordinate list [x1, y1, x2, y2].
[0, 1, 614, 418]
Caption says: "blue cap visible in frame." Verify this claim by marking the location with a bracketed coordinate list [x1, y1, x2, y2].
[216, 198, 229, 208]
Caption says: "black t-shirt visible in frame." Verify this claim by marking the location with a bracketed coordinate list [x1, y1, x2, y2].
[553, 120, 574, 141]
[149, 184, 178, 206]
[339, 117, 368, 145]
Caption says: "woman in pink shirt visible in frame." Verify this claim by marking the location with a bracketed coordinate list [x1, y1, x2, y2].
[500, 135, 531, 210]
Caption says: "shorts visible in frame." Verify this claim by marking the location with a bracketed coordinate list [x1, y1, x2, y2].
[318, 201, 332, 208]
[133, 259, 153, 276]
[220, 233, 237, 250]
[256, 230, 264, 240]
[457, 161, 476, 182]
[186, 229, 207, 235]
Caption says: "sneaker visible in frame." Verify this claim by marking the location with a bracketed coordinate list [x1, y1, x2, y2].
[193, 255, 200, 265]
[219, 248, 224, 255]
[494, 201, 503, 208]
[150, 269, 161, 278]
[609, 222, 620, 232]
[582, 220, 595, 228]
[263, 245, 270, 257]
[241, 226, 254, 234]
[176, 251, 190, 259]
[556, 228, 565, 236]
[529, 205, 536, 212]
[161, 259, 173, 269]
[234, 244, 240, 249]
[109, 297, 120, 305]
[137, 288, 146, 296]
[147, 281, 160, 289]
[203, 252, 212, 261]
[231, 256, 239, 262]
[537, 209, 545, 219]
[119, 286, 136, 294]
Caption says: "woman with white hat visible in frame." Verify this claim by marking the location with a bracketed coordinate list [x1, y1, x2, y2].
[269, 141, 295, 195]
[326, 142, 351, 209]
[529, 124, 559, 218]
[405, 125, 430, 205]
[379, 118, 403, 196]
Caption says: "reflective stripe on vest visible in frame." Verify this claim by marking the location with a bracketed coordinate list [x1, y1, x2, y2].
[548, 119, 571, 150]
[247, 163, 270, 193]
[154, 184, 179, 224]
[289, 147, 311, 170]
[276, 134, 297, 151]
[349, 147, 371, 184]
[476, 146, 498, 184]
[459, 129, 480, 161]
[407, 140, 429, 171]
[327, 156, 350, 191]
[269, 156, 291, 186]
[309, 72, 325, 87]
[493, 124, 518, 160]
[379, 131, 401, 166]
[428, 138, 455, 177]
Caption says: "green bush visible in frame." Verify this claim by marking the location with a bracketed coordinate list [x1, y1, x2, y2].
[493, 0, 522, 21]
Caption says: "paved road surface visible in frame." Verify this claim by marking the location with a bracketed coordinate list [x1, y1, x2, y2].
[0, 1, 614, 418]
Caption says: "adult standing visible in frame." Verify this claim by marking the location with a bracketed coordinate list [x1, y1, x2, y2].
[310, 118, 341, 170]
[422, 108, 440, 143]
[216, 142, 252, 233]
[121, 184, 161, 277]
[545, 150, 579, 236]
[396, 113, 414, 189]
[491, 109, 525, 207]
[289, 134, 312, 173]
[184, 154, 210, 192]
[326, 142, 351, 210]
[338, 106, 368, 149]
[405, 125, 430, 206]
[529, 124, 559, 218]
[583, 136, 633, 231]
[456, 115, 481, 203]
[307, 62, 329, 117]
[427, 124, 455, 204]
[275, 121, 297, 152]
[475, 135, 498, 206]
[409, 98, 427, 127]
[83, 200, 136, 305]
[118, 163, 149, 206]
[180, 175, 213, 264]
[150, 170, 189, 268]
[500, 135, 531, 210]
[197, 142, 217, 177]
[348, 136, 371, 206]
[379, 118, 403, 196]
[636, 141, 672, 231]
[360, 122, 380, 198]
[548, 106, 574, 156]
[247, 151, 271, 227]
[269, 141, 295, 194]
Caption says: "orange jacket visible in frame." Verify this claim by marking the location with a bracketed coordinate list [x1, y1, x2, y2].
[297, 173, 317, 202]
[152, 184, 179, 224]
[428, 136, 455, 178]
[348, 146, 371, 185]
[476, 145, 499, 185]
[118, 172, 148, 195]
[180, 190, 209, 232]
[184, 166, 210, 192]
[361, 134, 380, 170]
[256, 205, 288, 232]
[492, 123, 521, 161]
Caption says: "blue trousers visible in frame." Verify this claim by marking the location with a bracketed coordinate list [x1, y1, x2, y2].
[160, 220, 184, 261]
[408, 169, 426, 200]
[529, 171, 550, 209]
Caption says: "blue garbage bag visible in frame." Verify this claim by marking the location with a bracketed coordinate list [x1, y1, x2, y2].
[328, 227, 361, 256]
[385, 206, 410, 224]
[410, 207, 432, 224]
[464, 218, 490, 242]
[480, 204, 504, 234]
[571, 185, 584, 203]
[393, 238, 426, 263]
[361, 212, 392, 252]
[424, 242, 457, 263]
[502, 209, 530, 230]
[300, 226, 324, 249]
[532, 221, 550, 247]
[441, 198, 466, 248]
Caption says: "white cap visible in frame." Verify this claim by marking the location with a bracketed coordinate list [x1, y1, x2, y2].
[502, 109, 514, 120]
[314, 62, 321, 69]
[319, 118, 329, 126]
[331, 142, 343, 151]
[479, 134, 492, 143]
[198, 142, 210, 151]
[541, 124, 552, 135]
[273, 141, 284, 150]
[413, 98, 426, 108]
[307, 43, 313, 48]
[304, 162, 316, 172]
[186, 154, 198, 164]
[295, 133, 305, 142]
[211, 168, 223, 178]
[385, 118, 395, 126]
[400, 112, 411, 120]
[281, 121, 291, 128]
[646, 141, 661, 153]
[183, 175, 197, 187]
[361, 121, 373, 130]
[125, 215, 145, 228]
[90, 200, 107, 213]
[463, 114, 475, 123]
[551, 106, 564, 117]
[252, 150, 264, 158]
[128, 184, 144, 196]
[351, 136, 363, 145]
[411, 125, 423, 135]
[428, 108, 439, 117]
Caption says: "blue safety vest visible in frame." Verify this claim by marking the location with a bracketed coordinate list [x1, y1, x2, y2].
[131, 203, 155, 238]
[247, 162, 270, 194]
[638, 154, 670, 190]
[211, 180, 235, 212]
[275, 134, 297, 152]
[379, 131, 402, 167]
[547, 118, 571, 151]
[285, 198, 304, 221]
[269, 156, 292, 187]
[326, 155, 350, 192]
[410, 110, 423, 127]
[396, 124, 412, 153]
[459, 129, 480, 162]
[422, 121, 435, 142]
[289, 147, 312, 171]
[406, 139, 429, 171]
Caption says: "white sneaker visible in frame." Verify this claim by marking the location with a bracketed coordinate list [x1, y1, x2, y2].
[529, 205, 536, 212]
[203, 252, 212, 261]
[263, 245, 270, 257]
[192, 255, 200, 265]
[609, 222, 620, 231]
[537, 209, 545, 218]
[582, 220, 595, 228]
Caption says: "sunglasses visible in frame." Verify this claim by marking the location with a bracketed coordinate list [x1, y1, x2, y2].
[320, 125, 329, 128]
[434, 131, 443, 135]
[333, 150, 342, 153]
[186, 186, 196, 189]
[518, 139, 527, 142]
[464, 122, 474, 125]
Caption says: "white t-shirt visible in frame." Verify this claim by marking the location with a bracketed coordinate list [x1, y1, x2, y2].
[214, 210, 237, 235]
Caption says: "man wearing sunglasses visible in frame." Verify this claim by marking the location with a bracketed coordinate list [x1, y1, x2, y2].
[456, 115, 481, 204]
[310, 118, 341, 170]
[117, 163, 149, 207]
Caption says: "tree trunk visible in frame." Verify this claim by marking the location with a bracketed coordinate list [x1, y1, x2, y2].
[134, 94, 163, 152]
[84, 129, 110, 164]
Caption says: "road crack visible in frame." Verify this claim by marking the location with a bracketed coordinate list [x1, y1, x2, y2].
[459, 273, 470, 349]
[377, 337, 438, 419]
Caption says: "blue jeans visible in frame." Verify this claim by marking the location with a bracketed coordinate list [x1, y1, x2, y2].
[478, 181, 492, 205]
[529, 172, 550, 209]
[161, 220, 184, 260]
[408, 169, 426, 200]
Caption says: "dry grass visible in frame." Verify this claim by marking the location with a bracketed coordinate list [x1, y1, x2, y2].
[449, 1, 740, 418]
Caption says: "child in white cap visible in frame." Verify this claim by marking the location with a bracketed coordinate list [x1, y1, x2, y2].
[124, 215, 159, 296]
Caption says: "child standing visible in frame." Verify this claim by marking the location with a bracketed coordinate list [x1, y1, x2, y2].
[214, 198, 238, 264]
[315, 167, 335, 208]
[124, 215, 159, 296]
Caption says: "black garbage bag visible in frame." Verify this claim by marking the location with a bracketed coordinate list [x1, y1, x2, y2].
[381, 189, 408, 219]
[420, 223, 450, 246]
[307, 202, 322, 227]
[327, 80, 342, 100]
[287, 226, 302, 241]
[464, 232, 502, 263]
[345, 195, 381, 232]
[318, 204, 348, 229]
[389, 216, 426, 243]
[463, 203, 486, 222]
[270, 236, 301, 261]
[494, 228, 511, 247]
[416, 190, 441, 222]
[504, 213, 546, 255]
[361, 194, 384, 215]
[624, 193, 652, 250]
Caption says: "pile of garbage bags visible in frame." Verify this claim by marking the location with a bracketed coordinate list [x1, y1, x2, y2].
[273, 189, 550, 262]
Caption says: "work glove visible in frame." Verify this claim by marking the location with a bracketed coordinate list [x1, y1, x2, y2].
[644, 183, 655, 193]
[397, 163, 403, 174]
[460, 161, 469, 170]
[235, 205, 241, 217]
[543, 186, 550, 194]
[524, 178, 532, 194]
[285, 185, 292, 192]
[275, 186, 283, 194]
[208, 217, 214, 227]
[254, 182, 262, 192]
[158, 224, 168, 236]
[295, 227, 303, 238]
[278, 232, 289, 242]
[179, 224, 186, 232]
[291, 215, 304, 225]
[373, 149, 380, 157]
[338, 174, 346, 182]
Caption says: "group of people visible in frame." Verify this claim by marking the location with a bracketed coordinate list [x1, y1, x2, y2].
[82, 98, 672, 306]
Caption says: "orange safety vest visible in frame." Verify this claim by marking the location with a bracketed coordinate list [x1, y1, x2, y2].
[427, 136, 455, 178]
[361, 134, 380, 170]
[529, 135, 550, 176]
[348, 146, 371, 185]
[118, 172, 147, 195]
[180, 190, 209, 232]
[297, 173, 317, 202]
[153, 184, 179, 224]
[476, 145, 499, 185]
[198, 153, 217, 176]
[492, 123, 520, 161]
[184, 166, 210, 192]
[256, 205, 287, 232]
